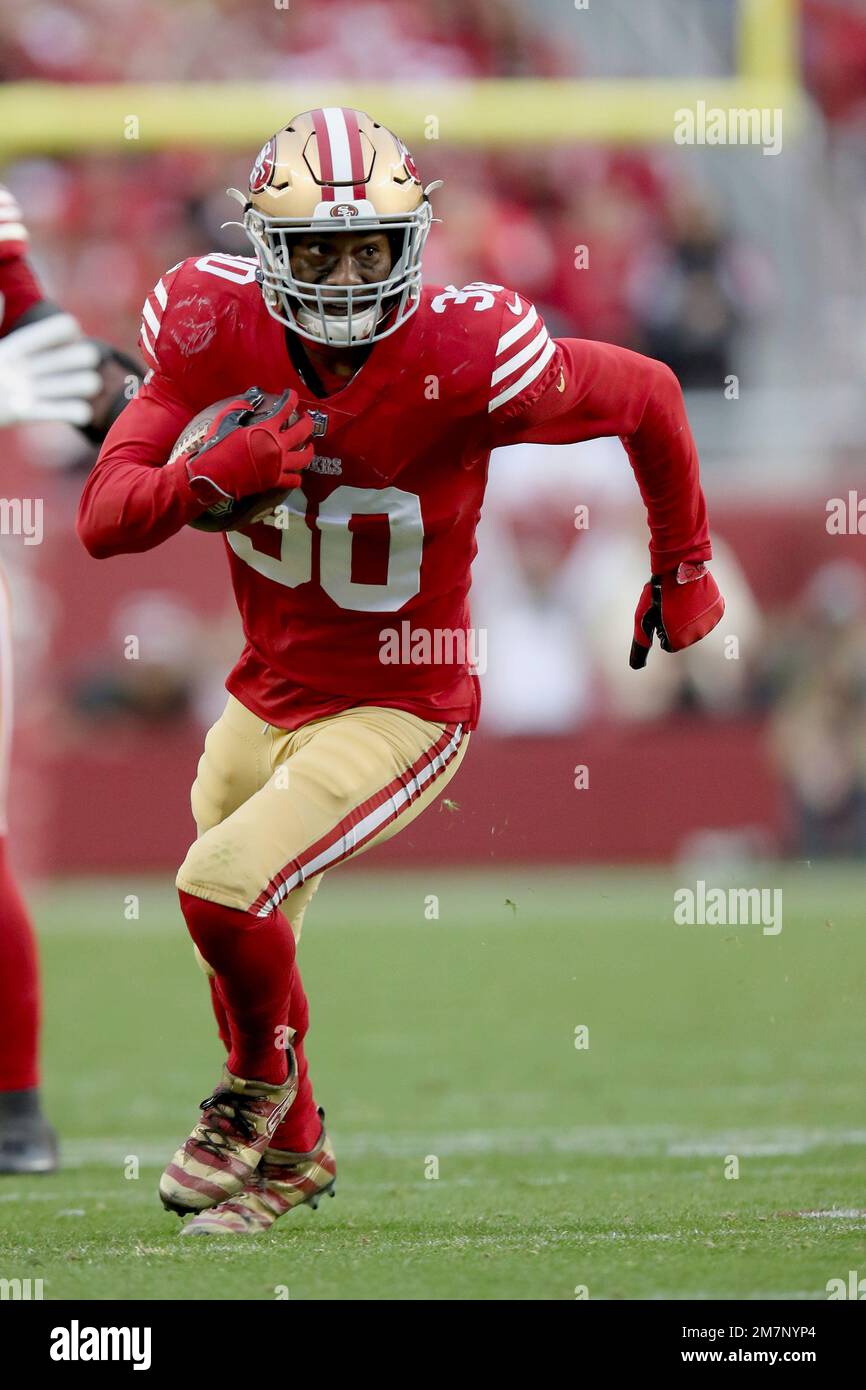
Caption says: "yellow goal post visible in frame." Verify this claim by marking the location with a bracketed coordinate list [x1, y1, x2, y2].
[0, 0, 804, 156]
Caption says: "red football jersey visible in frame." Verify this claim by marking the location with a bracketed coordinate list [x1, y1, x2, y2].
[0, 185, 44, 336]
[78, 253, 712, 731]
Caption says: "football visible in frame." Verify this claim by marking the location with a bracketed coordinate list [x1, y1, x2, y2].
[168, 389, 298, 532]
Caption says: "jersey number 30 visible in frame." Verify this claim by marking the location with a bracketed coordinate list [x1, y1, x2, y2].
[227, 485, 424, 613]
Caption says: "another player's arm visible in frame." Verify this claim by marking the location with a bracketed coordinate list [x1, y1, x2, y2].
[7, 301, 143, 440]
[0, 185, 144, 438]
[486, 302, 723, 665]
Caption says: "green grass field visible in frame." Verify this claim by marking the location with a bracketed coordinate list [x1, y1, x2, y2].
[1, 865, 864, 1301]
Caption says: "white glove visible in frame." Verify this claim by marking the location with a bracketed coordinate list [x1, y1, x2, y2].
[0, 313, 102, 428]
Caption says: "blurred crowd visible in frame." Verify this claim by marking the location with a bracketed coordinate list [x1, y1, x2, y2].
[0, 0, 778, 385]
[2, 0, 863, 384]
[5, 143, 773, 392]
[0, 0, 570, 83]
[5, 0, 866, 112]
[3, 0, 866, 860]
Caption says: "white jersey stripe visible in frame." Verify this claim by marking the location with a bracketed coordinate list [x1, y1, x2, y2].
[0, 223, 27, 243]
[488, 336, 556, 413]
[496, 303, 537, 356]
[141, 297, 161, 339]
[322, 106, 353, 189]
[256, 722, 465, 915]
[153, 278, 168, 309]
[490, 323, 549, 388]
[139, 320, 157, 365]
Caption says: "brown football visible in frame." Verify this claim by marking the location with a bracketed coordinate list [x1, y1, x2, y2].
[168, 390, 298, 533]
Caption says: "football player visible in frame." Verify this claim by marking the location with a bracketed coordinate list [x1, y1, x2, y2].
[0, 183, 143, 1172]
[77, 109, 724, 1234]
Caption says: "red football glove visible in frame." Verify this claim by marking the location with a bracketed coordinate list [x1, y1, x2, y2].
[629, 561, 724, 669]
[185, 388, 314, 508]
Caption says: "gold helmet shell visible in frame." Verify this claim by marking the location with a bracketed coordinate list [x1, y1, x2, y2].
[234, 109, 435, 346]
[249, 109, 425, 221]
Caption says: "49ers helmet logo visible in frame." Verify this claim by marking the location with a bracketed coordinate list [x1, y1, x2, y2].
[249, 138, 277, 193]
[330, 203, 359, 218]
[398, 141, 420, 182]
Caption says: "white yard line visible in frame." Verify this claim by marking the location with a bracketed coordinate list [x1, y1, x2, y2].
[799, 1208, 866, 1220]
[50, 1125, 866, 1169]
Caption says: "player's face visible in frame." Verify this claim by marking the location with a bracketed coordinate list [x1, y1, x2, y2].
[289, 231, 393, 315]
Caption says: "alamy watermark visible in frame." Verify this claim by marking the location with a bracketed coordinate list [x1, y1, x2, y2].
[826, 491, 866, 534]
[674, 880, 782, 936]
[379, 622, 487, 674]
[0, 1277, 43, 1299]
[0, 497, 42, 545]
[49, 1321, 152, 1370]
[674, 102, 782, 157]
[827, 1270, 866, 1299]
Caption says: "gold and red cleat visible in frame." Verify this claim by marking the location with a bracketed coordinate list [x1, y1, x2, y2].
[159, 1051, 298, 1216]
[179, 1108, 336, 1236]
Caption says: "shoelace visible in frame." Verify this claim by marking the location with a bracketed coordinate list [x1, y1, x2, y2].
[194, 1090, 258, 1161]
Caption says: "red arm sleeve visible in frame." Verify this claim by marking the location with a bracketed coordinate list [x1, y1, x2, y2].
[76, 374, 205, 558]
[0, 185, 46, 334]
[488, 331, 712, 575]
[0, 256, 45, 335]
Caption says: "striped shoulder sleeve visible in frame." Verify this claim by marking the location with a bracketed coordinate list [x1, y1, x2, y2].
[0, 185, 28, 259]
[137, 260, 185, 375]
[486, 290, 557, 418]
[137, 252, 258, 387]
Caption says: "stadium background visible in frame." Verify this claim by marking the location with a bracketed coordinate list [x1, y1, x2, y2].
[2, 0, 864, 876]
[3, 0, 866, 1305]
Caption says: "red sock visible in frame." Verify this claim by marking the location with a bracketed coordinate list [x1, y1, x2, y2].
[0, 836, 40, 1091]
[208, 976, 231, 1051]
[208, 952, 321, 1153]
[271, 964, 322, 1153]
[179, 890, 292, 1086]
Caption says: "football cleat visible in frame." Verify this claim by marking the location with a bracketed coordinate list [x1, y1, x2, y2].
[0, 1089, 59, 1175]
[159, 1050, 298, 1216]
[179, 1108, 336, 1236]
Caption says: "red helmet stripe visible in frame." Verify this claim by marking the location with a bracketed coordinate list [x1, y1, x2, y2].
[310, 108, 335, 199]
[341, 107, 366, 199]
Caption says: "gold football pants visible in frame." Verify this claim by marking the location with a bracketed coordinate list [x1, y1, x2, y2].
[177, 694, 469, 939]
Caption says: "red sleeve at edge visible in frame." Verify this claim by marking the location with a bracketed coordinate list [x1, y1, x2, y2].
[0, 255, 45, 335]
